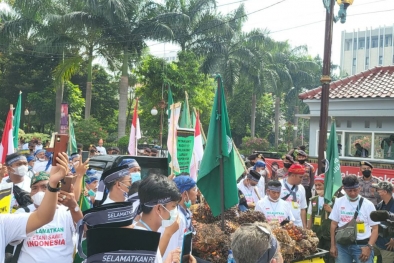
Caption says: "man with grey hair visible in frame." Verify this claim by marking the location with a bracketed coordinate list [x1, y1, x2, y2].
[231, 222, 283, 263]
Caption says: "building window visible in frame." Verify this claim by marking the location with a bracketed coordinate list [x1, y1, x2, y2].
[358, 39, 365, 49]
[379, 56, 383, 65]
[347, 120, 352, 128]
[377, 120, 382, 128]
[385, 35, 392, 47]
[365, 57, 369, 66]
[345, 40, 352, 51]
[353, 58, 356, 66]
[365, 120, 370, 128]
[336, 119, 341, 128]
[353, 38, 358, 50]
[374, 133, 394, 159]
[344, 132, 371, 158]
[372, 37, 378, 48]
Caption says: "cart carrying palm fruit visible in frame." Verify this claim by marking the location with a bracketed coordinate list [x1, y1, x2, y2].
[191, 203, 328, 263]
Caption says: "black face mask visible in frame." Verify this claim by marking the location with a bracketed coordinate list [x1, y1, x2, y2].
[298, 159, 306, 164]
[284, 163, 292, 169]
[362, 170, 371, 178]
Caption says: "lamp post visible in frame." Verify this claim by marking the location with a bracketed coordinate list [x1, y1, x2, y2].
[318, 0, 353, 173]
[150, 99, 167, 148]
[24, 109, 36, 133]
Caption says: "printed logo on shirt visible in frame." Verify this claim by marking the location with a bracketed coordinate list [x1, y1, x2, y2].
[266, 211, 287, 223]
[27, 227, 66, 247]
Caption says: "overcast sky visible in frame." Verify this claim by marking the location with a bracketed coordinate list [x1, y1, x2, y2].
[150, 0, 394, 66]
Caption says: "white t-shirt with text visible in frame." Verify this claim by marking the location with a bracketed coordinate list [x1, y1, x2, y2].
[255, 196, 295, 223]
[16, 205, 76, 263]
[329, 196, 378, 240]
[279, 179, 307, 227]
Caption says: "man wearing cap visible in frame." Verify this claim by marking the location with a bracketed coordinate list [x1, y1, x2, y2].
[279, 164, 307, 227]
[372, 181, 394, 263]
[296, 150, 315, 205]
[161, 176, 198, 261]
[255, 180, 295, 224]
[237, 170, 262, 211]
[96, 139, 107, 155]
[247, 153, 265, 167]
[32, 149, 48, 173]
[231, 222, 283, 263]
[88, 145, 98, 158]
[13, 171, 83, 263]
[329, 175, 378, 263]
[276, 155, 294, 180]
[307, 174, 335, 263]
[358, 161, 381, 206]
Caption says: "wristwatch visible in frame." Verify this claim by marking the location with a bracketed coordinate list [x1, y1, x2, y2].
[47, 182, 61, 192]
[366, 244, 373, 250]
[72, 206, 80, 212]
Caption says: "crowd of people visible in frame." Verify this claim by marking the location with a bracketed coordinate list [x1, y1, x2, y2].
[238, 147, 394, 263]
[1, 139, 394, 263]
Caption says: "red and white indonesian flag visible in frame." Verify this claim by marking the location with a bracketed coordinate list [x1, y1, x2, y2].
[168, 102, 181, 173]
[128, 99, 141, 155]
[0, 109, 14, 163]
[190, 112, 204, 181]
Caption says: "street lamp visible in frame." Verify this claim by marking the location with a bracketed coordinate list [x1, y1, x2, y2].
[293, 126, 298, 131]
[151, 107, 158, 116]
[24, 109, 36, 132]
[150, 99, 167, 148]
[318, 0, 354, 173]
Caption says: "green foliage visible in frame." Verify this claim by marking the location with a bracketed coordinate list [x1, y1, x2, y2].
[22, 133, 51, 142]
[135, 51, 215, 140]
[117, 135, 129, 148]
[240, 136, 269, 155]
[74, 118, 108, 147]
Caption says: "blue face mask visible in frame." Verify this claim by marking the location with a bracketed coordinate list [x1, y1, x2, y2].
[184, 192, 192, 209]
[131, 172, 141, 183]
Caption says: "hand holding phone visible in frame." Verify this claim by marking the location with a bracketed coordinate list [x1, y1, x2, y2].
[61, 175, 77, 193]
[46, 134, 69, 166]
[181, 232, 193, 263]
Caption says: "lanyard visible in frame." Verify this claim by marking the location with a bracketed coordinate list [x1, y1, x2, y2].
[139, 219, 152, 231]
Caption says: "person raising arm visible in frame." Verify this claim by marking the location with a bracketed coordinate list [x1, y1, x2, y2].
[0, 152, 69, 262]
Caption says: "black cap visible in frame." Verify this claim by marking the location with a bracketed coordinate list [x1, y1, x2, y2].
[284, 154, 295, 164]
[297, 150, 307, 157]
[247, 170, 261, 182]
[360, 161, 373, 169]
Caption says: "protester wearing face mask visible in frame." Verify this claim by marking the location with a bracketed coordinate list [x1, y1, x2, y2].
[329, 175, 378, 263]
[2, 153, 31, 193]
[296, 150, 315, 206]
[85, 169, 100, 208]
[32, 149, 48, 173]
[253, 161, 270, 198]
[13, 172, 83, 263]
[118, 158, 142, 183]
[238, 170, 261, 211]
[307, 174, 335, 263]
[101, 165, 132, 204]
[133, 174, 187, 263]
[26, 155, 36, 179]
[276, 155, 294, 180]
[255, 180, 295, 223]
[358, 161, 381, 206]
[160, 176, 199, 261]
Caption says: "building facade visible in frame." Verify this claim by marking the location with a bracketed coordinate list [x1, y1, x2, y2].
[340, 26, 394, 76]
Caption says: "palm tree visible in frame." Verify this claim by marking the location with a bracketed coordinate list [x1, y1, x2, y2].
[264, 43, 319, 150]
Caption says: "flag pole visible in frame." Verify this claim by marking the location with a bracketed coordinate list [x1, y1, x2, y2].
[216, 75, 225, 231]
[135, 98, 139, 155]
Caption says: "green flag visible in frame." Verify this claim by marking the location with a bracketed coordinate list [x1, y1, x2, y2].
[68, 115, 78, 155]
[167, 86, 174, 175]
[179, 91, 192, 128]
[13, 91, 22, 149]
[324, 120, 342, 203]
[197, 76, 240, 217]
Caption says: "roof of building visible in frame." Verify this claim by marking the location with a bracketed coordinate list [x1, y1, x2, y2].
[298, 66, 394, 100]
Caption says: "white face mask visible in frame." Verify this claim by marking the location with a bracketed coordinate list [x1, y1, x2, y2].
[32, 191, 45, 206]
[39, 158, 46, 162]
[160, 205, 178, 228]
[259, 170, 265, 175]
[14, 165, 28, 177]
